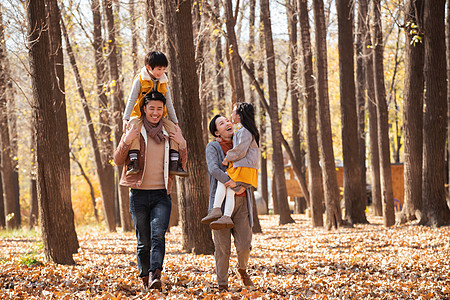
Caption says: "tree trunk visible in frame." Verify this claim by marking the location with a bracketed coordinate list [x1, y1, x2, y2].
[298, 0, 323, 227]
[288, 0, 305, 186]
[448, 0, 450, 198]
[361, 0, 382, 216]
[421, 0, 450, 226]
[0, 7, 18, 229]
[257, 17, 269, 214]
[260, 0, 294, 225]
[0, 154, 4, 228]
[46, 0, 79, 252]
[373, 0, 395, 227]
[146, 0, 160, 51]
[2, 21, 21, 227]
[355, 0, 368, 212]
[91, 0, 116, 228]
[110, 0, 130, 231]
[29, 129, 38, 229]
[336, 0, 366, 225]
[399, 0, 424, 225]
[103, 0, 123, 232]
[212, 0, 225, 112]
[27, 0, 78, 264]
[163, 0, 214, 254]
[313, 0, 342, 229]
[130, 0, 138, 74]
[224, 0, 245, 101]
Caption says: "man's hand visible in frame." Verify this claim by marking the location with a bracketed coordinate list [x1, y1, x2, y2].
[236, 187, 246, 194]
[122, 119, 129, 133]
[169, 126, 187, 149]
[224, 179, 237, 188]
[123, 122, 140, 145]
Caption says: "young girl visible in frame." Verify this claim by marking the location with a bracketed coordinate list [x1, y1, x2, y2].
[201, 102, 259, 230]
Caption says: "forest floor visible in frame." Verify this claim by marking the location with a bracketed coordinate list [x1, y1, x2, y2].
[0, 213, 449, 299]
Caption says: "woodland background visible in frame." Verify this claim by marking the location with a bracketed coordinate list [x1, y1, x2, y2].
[0, 0, 449, 284]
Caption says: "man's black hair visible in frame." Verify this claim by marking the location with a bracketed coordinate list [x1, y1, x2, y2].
[209, 114, 222, 137]
[145, 51, 168, 69]
[141, 91, 166, 116]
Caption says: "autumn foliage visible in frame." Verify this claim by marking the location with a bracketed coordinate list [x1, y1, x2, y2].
[1, 214, 449, 299]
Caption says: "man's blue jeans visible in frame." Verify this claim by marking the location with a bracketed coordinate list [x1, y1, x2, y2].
[129, 189, 171, 278]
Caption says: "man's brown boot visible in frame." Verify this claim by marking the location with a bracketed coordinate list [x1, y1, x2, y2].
[218, 284, 229, 292]
[237, 269, 254, 287]
[141, 276, 149, 292]
[201, 207, 222, 224]
[149, 269, 162, 290]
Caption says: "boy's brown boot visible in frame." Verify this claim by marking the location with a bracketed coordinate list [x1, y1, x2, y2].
[237, 269, 254, 287]
[201, 207, 222, 224]
[169, 150, 189, 177]
[126, 159, 140, 175]
[169, 160, 189, 177]
[210, 216, 234, 230]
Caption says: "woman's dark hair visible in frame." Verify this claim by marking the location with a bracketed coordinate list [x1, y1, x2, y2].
[235, 102, 259, 146]
[209, 114, 222, 137]
[141, 91, 166, 116]
[145, 51, 168, 69]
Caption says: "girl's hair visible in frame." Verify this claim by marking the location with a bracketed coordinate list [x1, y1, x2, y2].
[235, 102, 259, 146]
[209, 114, 222, 137]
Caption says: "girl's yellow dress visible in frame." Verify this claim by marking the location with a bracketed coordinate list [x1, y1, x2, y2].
[226, 162, 258, 189]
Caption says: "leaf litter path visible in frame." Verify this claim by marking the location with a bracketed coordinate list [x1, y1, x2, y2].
[1, 214, 449, 299]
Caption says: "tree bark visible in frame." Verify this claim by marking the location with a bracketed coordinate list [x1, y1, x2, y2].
[398, 0, 424, 225]
[355, 0, 368, 212]
[46, 0, 79, 252]
[288, 0, 304, 184]
[257, 17, 269, 214]
[29, 129, 38, 229]
[361, 0, 382, 216]
[130, 0, 138, 74]
[0, 6, 18, 229]
[163, 0, 214, 254]
[146, 0, 160, 51]
[298, 0, 323, 227]
[212, 0, 225, 111]
[421, 0, 450, 226]
[336, 0, 366, 225]
[260, 0, 294, 225]
[224, 0, 245, 101]
[372, 0, 395, 227]
[104, 0, 123, 232]
[0, 154, 4, 228]
[312, 0, 342, 229]
[27, 0, 78, 264]
[91, 0, 116, 228]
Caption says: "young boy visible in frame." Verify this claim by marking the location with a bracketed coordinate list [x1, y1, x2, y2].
[123, 51, 188, 177]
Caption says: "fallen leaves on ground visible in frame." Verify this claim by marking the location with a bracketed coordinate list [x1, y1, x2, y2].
[1, 214, 449, 299]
